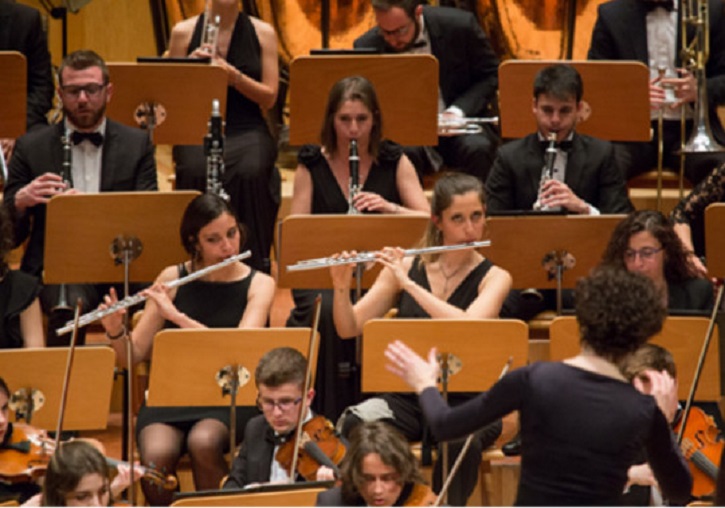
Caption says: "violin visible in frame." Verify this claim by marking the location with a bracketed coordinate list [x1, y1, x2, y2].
[274, 415, 347, 481]
[0, 423, 53, 484]
[404, 483, 437, 506]
[674, 406, 724, 498]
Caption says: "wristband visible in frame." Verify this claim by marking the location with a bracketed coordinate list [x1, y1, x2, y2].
[105, 326, 127, 340]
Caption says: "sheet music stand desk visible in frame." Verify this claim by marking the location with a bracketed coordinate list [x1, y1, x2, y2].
[0, 347, 115, 430]
[0, 52, 27, 139]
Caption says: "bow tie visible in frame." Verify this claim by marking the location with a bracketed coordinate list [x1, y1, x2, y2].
[71, 131, 104, 147]
[411, 40, 427, 49]
[266, 428, 295, 446]
[540, 139, 573, 152]
[643, 0, 674, 12]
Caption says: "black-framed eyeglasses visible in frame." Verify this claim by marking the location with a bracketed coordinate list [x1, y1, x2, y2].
[377, 21, 413, 39]
[624, 247, 663, 261]
[60, 83, 106, 99]
[257, 396, 302, 412]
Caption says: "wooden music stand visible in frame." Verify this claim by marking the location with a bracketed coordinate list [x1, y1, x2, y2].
[277, 215, 429, 289]
[44, 192, 199, 284]
[289, 55, 439, 146]
[549, 316, 721, 402]
[170, 483, 331, 507]
[0, 52, 27, 139]
[361, 319, 528, 393]
[498, 60, 651, 141]
[705, 203, 725, 277]
[146, 329, 320, 407]
[105, 63, 228, 145]
[485, 215, 626, 290]
[0, 347, 115, 430]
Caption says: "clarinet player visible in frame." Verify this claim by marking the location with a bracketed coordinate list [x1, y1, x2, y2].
[3, 50, 158, 347]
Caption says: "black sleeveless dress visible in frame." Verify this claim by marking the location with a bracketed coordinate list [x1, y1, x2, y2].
[135, 265, 259, 440]
[173, 12, 280, 275]
[286, 140, 404, 422]
[0, 270, 41, 349]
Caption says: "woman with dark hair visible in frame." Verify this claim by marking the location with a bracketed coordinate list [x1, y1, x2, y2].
[332, 172, 510, 506]
[168, 0, 280, 274]
[671, 162, 725, 277]
[0, 205, 43, 349]
[316, 421, 433, 506]
[601, 210, 713, 312]
[386, 267, 692, 505]
[99, 193, 275, 505]
[287, 75, 430, 423]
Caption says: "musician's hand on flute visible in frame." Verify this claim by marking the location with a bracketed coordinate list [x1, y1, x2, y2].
[385, 340, 439, 394]
[99, 287, 126, 338]
[329, 251, 359, 291]
[375, 247, 411, 289]
[142, 283, 181, 323]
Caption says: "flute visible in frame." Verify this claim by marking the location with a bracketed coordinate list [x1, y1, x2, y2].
[286, 241, 490, 273]
[56, 251, 251, 336]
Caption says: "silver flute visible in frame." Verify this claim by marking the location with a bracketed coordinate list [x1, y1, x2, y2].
[286, 241, 490, 272]
[56, 251, 251, 336]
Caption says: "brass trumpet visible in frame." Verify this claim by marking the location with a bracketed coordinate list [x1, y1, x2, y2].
[286, 241, 491, 272]
[438, 115, 499, 135]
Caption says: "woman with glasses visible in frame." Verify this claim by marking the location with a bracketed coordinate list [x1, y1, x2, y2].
[99, 193, 275, 505]
[601, 210, 713, 312]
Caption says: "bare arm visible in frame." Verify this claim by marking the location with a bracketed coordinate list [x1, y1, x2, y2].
[673, 222, 708, 277]
[238, 271, 275, 328]
[20, 299, 44, 348]
[166, 17, 197, 57]
[395, 155, 431, 214]
[290, 163, 313, 215]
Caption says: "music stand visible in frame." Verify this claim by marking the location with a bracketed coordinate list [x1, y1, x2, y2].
[171, 482, 333, 507]
[289, 55, 439, 146]
[146, 328, 321, 464]
[363, 319, 528, 504]
[44, 192, 199, 284]
[0, 52, 26, 140]
[704, 203, 725, 394]
[0, 347, 115, 430]
[485, 215, 626, 313]
[105, 63, 228, 144]
[277, 215, 429, 290]
[549, 316, 721, 402]
[498, 60, 651, 142]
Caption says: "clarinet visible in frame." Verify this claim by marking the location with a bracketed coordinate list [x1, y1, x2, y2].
[53, 129, 73, 313]
[204, 99, 229, 200]
[347, 139, 360, 215]
[533, 133, 557, 211]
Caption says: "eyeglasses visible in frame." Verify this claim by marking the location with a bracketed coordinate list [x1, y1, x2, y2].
[377, 21, 413, 39]
[60, 83, 106, 99]
[624, 247, 663, 261]
[257, 396, 302, 412]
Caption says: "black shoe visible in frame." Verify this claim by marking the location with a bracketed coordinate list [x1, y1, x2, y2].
[502, 434, 521, 456]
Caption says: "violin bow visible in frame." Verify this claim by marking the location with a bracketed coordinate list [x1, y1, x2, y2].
[433, 356, 513, 507]
[676, 283, 724, 444]
[55, 299, 83, 450]
[288, 294, 323, 483]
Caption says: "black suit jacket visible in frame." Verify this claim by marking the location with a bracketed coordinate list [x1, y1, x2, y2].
[3, 119, 158, 277]
[485, 133, 633, 213]
[354, 6, 499, 117]
[588, 0, 725, 141]
[224, 415, 276, 488]
[0, 0, 53, 131]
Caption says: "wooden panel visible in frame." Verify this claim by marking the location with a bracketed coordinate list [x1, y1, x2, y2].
[289, 55, 439, 146]
[171, 487, 326, 506]
[549, 316, 721, 401]
[499, 60, 651, 141]
[362, 319, 529, 393]
[705, 203, 725, 278]
[0, 347, 115, 431]
[44, 192, 199, 284]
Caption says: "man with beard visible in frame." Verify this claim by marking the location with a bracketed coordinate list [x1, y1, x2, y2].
[354, 0, 499, 182]
[4, 50, 158, 346]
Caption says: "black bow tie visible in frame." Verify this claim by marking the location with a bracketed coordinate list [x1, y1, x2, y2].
[411, 40, 427, 49]
[643, 0, 674, 12]
[540, 139, 573, 152]
[266, 428, 295, 447]
[71, 131, 104, 147]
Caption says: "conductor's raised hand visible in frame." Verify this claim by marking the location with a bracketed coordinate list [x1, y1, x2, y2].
[385, 340, 439, 394]
[99, 287, 126, 338]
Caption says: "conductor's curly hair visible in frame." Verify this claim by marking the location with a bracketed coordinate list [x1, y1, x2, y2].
[575, 266, 666, 362]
